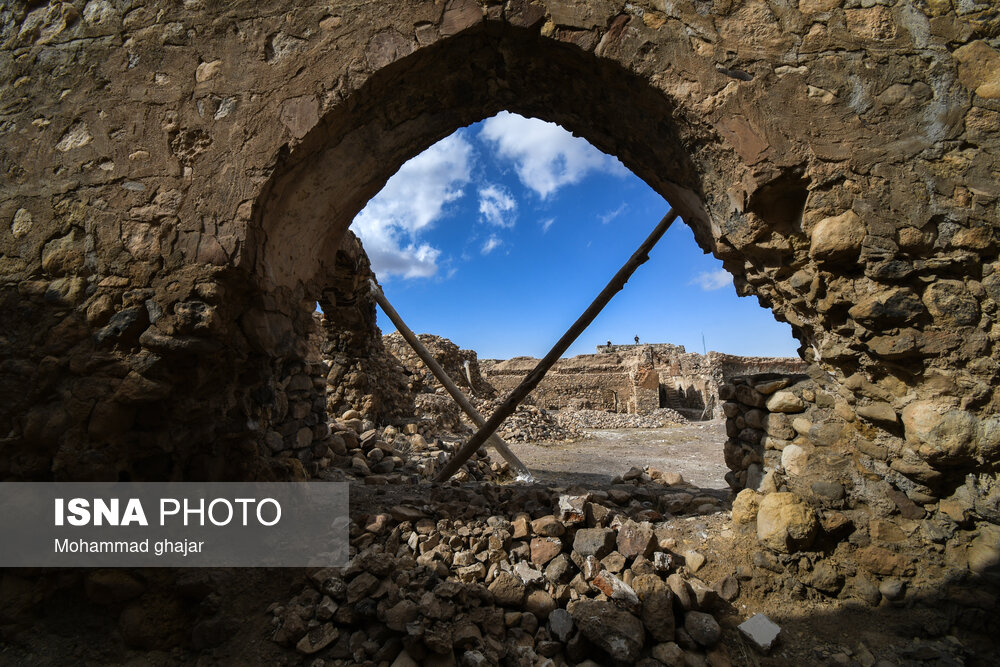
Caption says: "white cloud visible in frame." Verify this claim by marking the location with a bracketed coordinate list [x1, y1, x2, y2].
[351, 133, 473, 279]
[599, 203, 627, 225]
[540, 217, 555, 233]
[481, 235, 502, 255]
[479, 111, 627, 199]
[691, 269, 732, 291]
[478, 184, 517, 228]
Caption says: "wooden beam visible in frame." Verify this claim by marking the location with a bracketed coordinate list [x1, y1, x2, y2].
[434, 209, 678, 482]
[370, 281, 533, 481]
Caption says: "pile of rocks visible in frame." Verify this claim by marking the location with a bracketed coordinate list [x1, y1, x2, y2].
[269, 481, 737, 666]
[383, 332, 497, 399]
[473, 398, 584, 444]
[557, 408, 687, 430]
[322, 410, 504, 484]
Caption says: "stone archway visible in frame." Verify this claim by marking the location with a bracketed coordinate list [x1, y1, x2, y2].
[1, 1, 997, 503]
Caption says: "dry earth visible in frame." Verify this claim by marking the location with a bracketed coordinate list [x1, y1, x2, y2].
[510, 419, 729, 490]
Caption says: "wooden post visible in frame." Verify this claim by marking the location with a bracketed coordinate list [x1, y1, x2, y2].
[435, 209, 678, 482]
[370, 281, 533, 481]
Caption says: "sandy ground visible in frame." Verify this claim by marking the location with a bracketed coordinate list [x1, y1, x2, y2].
[510, 418, 730, 489]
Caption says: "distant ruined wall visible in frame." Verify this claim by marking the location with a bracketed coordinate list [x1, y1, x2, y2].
[483, 344, 808, 417]
[0, 0, 997, 525]
[482, 354, 635, 412]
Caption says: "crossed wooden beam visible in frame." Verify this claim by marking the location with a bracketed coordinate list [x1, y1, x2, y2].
[371, 280, 534, 481]
[372, 209, 677, 483]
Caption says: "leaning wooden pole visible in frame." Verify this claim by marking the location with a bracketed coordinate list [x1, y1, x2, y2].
[370, 280, 534, 481]
[435, 209, 678, 483]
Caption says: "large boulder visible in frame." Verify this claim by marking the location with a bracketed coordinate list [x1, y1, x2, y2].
[756, 492, 819, 553]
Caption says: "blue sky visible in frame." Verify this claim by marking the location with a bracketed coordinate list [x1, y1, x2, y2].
[350, 112, 799, 360]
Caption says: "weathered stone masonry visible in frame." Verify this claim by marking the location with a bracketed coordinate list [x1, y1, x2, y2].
[1, 0, 998, 523]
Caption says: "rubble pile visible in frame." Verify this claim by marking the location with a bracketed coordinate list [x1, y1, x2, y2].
[270, 476, 739, 666]
[383, 333, 497, 399]
[557, 408, 688, 430]
[323, 410, 505, 484]
[474, 398, 584, 445]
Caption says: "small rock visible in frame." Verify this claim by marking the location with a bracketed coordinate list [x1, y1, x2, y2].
[573, 528, 616, 559]
[544, 554, 574, 584]
[731, 489, 761, 524]
[488, 571, 525, 606]
[530, 536, 563, 565]
[601, 550, 627, 573]
[531, 515, 565, 537]
[652, 642, 685, 666]
[879, 578, 906, 602]
[618, 520, 656, 558]
[558, 495, 587, 524]
[737, 613, 781, 653]
[512, 513, 531, 539]
[713, 576, 739, 602]
[666, 573, 694, 610]
[684, 610, 721, 647]
[296, 623, 339, 655]
[525, 589, 556, 618]
[684, 550, 706, 573]
[513, 561, 545, 586]
[569, 599, 645, 663]
[548, 608, 574, 642]
[592, 571, 640, 612]
[756, 493, 819, 553]
[633, 574, 675, 642]
[391, 650, 420, 667]
[766, 391, 806, 413]
[653, 551, 674, 573]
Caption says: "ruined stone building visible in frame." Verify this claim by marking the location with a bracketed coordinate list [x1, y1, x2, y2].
[1, 0, 999, 661]
[482, 343, 807, 418]
[3, 0, 997, 498]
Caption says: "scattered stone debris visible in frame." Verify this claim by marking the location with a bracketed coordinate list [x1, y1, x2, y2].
[317, 410, 506, 484]
[269, 482, 738, 665]
[556, 407, 687, 430]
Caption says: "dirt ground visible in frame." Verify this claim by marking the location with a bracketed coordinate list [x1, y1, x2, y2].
[511, 419, 730, 489]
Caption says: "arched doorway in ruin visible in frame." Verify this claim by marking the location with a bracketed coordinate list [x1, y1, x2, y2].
[234, 8, 997, 500]
[241, 19, 806, 483]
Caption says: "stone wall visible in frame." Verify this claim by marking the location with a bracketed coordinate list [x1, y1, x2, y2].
[317, 232, 413, 425]
[722, 372, 818, 492]
[723, 367, 1000, 539]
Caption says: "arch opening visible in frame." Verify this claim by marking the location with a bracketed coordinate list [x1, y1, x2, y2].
[251, 22, 723, 306]
[240, 21, 810, 485]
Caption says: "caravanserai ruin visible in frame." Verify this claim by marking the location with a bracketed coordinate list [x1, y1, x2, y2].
[1, 0, 998, 664]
